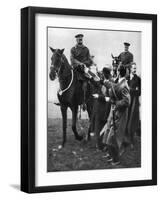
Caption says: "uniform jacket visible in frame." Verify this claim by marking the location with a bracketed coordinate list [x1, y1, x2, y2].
[118, 51, 133, 68]
[70, 44, 92, 68]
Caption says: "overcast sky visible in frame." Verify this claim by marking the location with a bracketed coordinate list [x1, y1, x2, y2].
[48, 27, 141, 102]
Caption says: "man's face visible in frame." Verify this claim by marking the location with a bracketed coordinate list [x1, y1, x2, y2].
[76, 36, 83, 45]
[131, 65, 137, 74]
[124, 45, 129, 52]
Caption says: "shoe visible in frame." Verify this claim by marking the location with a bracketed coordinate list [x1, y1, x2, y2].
[111, 161, 120, 166]
[105, 155, 113, 162]
[107, 157, 113, 162]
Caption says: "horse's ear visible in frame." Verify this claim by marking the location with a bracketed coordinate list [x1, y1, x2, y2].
[111, 53, 114, 59]
[49, 47, 56, 53]
[60, 48, 65, 54]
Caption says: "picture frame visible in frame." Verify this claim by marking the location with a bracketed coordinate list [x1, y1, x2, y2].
[21, 6, 157, 193]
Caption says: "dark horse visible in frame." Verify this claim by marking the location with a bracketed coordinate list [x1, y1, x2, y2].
[49, 47, 93, 148]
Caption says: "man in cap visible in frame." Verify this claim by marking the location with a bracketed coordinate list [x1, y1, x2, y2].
[70, 34, 93, 110]
[93, 65, 131, 165]
[70, 34, 92, 69]
[118, 42, 134, 76]
[126, 62, 141, 148]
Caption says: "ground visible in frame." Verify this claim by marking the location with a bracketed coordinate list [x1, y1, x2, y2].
[47, 118, 141, 172]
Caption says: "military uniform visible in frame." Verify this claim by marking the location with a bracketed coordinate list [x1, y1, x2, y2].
[70, 44, 92, 68]
[70, 35, 93, 110]
[118, 51, 133, 67]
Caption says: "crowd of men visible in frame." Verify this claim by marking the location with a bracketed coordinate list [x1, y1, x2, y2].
[70, 33, 141, 166]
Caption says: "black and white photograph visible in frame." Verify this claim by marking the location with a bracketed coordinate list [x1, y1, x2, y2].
[20, 7, 157, 193]
[47, 27, 141, 171]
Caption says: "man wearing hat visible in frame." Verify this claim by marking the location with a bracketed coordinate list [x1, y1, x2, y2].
[93, 65, 131, 165]
[118, 42, 134, 76]
[70, 34, 92, 69]
[70, 34, 93, 110]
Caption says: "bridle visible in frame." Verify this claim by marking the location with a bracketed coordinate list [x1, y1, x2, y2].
[51, 52, 63, 77]
[51, 53, 74, 96]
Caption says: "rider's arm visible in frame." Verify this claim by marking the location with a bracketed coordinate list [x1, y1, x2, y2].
[83, 48, 93, 67]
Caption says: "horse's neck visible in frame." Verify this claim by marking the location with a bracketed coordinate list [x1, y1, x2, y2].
[58, 55, 73, 90]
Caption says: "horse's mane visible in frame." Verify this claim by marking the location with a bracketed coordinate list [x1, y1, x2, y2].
[61, 54, 72, 70]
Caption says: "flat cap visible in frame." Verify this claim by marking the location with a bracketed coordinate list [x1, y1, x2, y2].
[124, 42, 130, 46]
[75, 34, 84, 38]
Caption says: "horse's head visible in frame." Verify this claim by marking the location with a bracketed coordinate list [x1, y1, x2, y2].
[111, 54, 120, 67]
[111, 53, 121, 74]
[49, 47, 65, 80]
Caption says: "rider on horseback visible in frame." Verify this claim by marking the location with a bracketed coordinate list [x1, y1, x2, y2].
[118, 42, 134, 77]
[70, 34, 93, 110]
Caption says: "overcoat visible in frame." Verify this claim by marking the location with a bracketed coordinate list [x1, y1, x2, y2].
[102, 78, 131, 148]
[127, 74, 141, 142]
[118, 51, 133, 67]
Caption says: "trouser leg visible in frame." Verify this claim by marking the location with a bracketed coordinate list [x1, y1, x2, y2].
[108, 137, 119, 162]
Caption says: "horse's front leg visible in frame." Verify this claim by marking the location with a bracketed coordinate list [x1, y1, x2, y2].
[60, 105, 67, 147]
[71, 106, 83, 141]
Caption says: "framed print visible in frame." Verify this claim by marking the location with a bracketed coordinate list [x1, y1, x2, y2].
[21, 6, 157, 193]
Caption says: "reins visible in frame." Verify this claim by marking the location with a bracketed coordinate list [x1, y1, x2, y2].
[57, 56, 74, 96]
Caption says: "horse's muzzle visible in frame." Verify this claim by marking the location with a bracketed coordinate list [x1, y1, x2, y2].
[49, 66, 57, 80]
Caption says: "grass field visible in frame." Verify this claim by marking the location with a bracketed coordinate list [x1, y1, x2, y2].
[47, 118, 141, 172]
